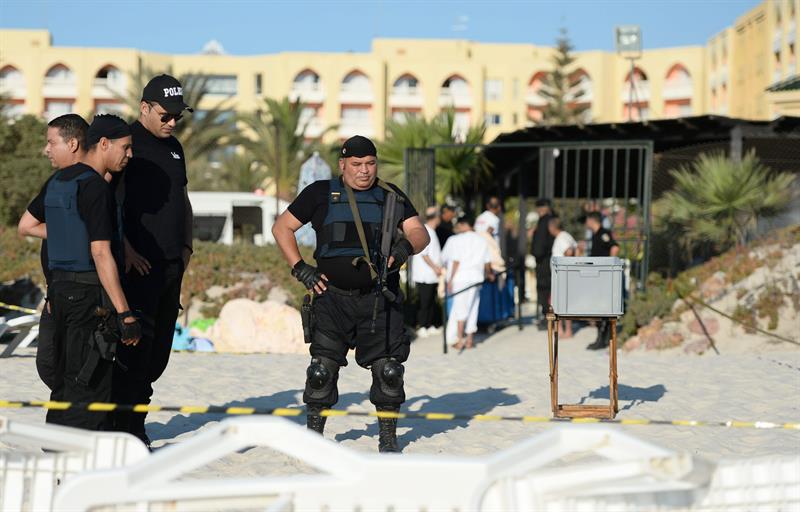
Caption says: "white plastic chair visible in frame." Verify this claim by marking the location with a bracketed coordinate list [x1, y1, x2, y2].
[0, 314, 40, 358]
[0, 415, 149, 512]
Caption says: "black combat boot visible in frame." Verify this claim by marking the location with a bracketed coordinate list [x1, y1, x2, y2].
[306, 406, 327, 435]
[377, 406, 401, 453]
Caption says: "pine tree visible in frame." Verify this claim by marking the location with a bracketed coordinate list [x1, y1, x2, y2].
[538, 28, 590, 126]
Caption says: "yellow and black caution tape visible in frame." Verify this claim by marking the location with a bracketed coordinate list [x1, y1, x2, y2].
[0, 301, 38, 315]
[1, 400, 798, 431]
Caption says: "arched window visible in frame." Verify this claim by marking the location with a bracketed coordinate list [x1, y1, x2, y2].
[0, 65, 25, 96]
[94, 65, 126, 95]
[663, 64, 693, 118]
[45, 64, 75, 84]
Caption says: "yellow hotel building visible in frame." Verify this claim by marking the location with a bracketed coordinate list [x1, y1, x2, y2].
[1, 0, 798, 143]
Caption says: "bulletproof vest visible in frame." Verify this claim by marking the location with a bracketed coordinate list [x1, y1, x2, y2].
[44, 170, 97, 271]
[316, 178, 385, 262]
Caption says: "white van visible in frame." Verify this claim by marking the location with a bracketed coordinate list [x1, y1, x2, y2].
[188, 192, 290, 245]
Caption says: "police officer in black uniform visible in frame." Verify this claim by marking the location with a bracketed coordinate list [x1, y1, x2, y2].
[585, 211, 620, 350]
[272, 136, 429, 453]
[111, 74, 194, 445]
[18, 114, 89, 424]
[530, 198, 555, 329]
[24, 115, 141, 430]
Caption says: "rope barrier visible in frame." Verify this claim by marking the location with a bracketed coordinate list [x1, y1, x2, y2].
[683, 293, 799, 346]
[1, 400, 797, 430]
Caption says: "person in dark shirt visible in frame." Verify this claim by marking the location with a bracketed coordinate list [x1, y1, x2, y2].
[272, 135, 429, 453]
[528, 198, 555, 329]
[110, 74, 194, 445]
[18, 115, 141, 430]
[435, 204, 456, 248]
[585, 211, 620, 351]
[17, 113, 89, 423]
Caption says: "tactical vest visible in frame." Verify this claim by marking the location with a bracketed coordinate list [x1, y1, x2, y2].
[44, 170, 97, 272]
[316, 179, 385, 263]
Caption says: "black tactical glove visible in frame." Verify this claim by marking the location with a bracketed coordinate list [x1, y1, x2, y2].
[389, 238, 414, 270]
[117, 311, 142, 342]
[292, 260, 324, 290]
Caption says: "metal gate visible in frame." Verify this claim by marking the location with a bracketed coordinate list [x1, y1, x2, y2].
[537, 141, 653, 285]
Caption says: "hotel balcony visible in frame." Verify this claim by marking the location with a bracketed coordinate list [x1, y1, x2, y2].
[773, 32, 782, 53]
[289, 83, 325, 105]
[43, 78, 77, 98]
[0, 78, 25, 99]
[338, 121, 374, 139]
[788, 21, 796, 44]
[438, 89, 472, 108]
[620, 82, 650, 102]
[389, 87, 423, 108]
[525, 91, 546, 106]
[92, 77, 127, 100]
[339, 84, 374, 105]
[662, 82, 694, 101]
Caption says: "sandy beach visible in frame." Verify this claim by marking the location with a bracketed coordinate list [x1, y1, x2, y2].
[2, 307, 799, 480]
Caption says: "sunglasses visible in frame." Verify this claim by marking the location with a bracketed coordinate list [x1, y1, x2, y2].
[148, 102, 183, 123]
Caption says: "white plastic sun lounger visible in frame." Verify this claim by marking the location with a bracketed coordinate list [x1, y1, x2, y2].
[0, 416, 149, 512]
[51, 416, 800, 512]
[0, 314, 40, 358]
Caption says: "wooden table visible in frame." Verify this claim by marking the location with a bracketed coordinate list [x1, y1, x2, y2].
[547, 308, 619, 419]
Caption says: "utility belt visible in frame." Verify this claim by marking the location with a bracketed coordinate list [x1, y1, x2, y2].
[326, 283, 376, 297]
[51, 270, 101, 286]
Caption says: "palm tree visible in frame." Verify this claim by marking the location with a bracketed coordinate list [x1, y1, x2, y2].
[377, 110, 490, 200]
[119, 67, 236, 188]
[430, 110, 490, 197]
[216, 153, 266, 192]
[237, 97, 321, 218]
[655, 151, 795, 251]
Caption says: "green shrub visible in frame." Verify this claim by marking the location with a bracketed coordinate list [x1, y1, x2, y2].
[621, 273, 678, 342]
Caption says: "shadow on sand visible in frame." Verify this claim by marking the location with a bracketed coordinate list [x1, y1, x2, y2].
[334, 387, 521, 450]
[579, 383, 667, 411]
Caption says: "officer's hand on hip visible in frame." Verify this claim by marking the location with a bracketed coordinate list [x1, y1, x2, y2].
[118, 312, 142, 346]
[124, 240, 151, 276]
[292, 260, 328, 295]
[389, 239, 414, 270]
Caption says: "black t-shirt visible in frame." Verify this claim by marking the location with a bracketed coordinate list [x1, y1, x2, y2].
[590, 227, 619, 257]
[288, 178, 418, 289]
[112, 120, 188, 262]
[435, 222, 453, 248]
[27, 163, 117, 281]
[531, 213, 555, 259]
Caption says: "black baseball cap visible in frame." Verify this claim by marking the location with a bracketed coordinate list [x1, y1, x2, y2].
[86, 114, 132, 146]
[141, 74, 193, 114]
[340, 135, 377, 158]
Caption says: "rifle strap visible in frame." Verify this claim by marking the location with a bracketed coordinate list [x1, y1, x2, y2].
[343, 182, 379, 281]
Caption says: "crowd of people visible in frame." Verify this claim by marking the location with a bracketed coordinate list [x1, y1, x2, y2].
[412, 197, 620, 352]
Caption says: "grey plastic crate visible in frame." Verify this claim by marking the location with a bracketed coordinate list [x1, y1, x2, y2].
[551, 257, 624, 317]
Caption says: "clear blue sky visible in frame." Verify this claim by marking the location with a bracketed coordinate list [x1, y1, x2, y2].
[1, 0, 760, 55]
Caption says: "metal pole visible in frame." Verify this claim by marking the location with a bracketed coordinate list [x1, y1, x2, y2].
[628, 58, 635, 122]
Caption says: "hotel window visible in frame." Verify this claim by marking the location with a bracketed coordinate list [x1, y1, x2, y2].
[255, 73, 262, 95]
[44, 99, 74, 121]
[484, 79, 503, 101]
[203, 75, 237, 96]
[484, 113, 502, 126]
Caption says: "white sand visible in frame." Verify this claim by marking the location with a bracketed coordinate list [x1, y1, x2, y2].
[1, 309, 799, 478]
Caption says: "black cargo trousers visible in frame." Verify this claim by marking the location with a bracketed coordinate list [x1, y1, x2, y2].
[304, 286, 410, 409]
[47, 273, 116, 431]
[113, 259, 183, 439]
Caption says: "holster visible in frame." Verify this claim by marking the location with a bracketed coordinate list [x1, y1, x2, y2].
[301, 294, 315, 344]
[76, 309, 125, 387]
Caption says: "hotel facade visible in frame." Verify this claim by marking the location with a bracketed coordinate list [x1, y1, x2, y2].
[1, 0, 798, 143]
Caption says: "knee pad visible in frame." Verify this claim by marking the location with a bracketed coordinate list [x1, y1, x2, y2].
[304, 356, 339, 402]
[371, 358, 405, 399]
